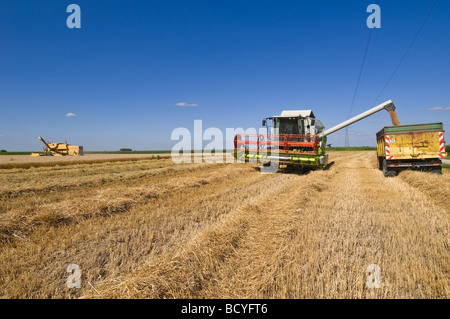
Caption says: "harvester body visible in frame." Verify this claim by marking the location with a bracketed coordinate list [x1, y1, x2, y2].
[31, 136, 84, 156]
[234, 100, 398, 169]
[234, 111, 328, 167]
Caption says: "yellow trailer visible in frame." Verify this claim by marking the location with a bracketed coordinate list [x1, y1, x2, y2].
[376, 123, 446, 177]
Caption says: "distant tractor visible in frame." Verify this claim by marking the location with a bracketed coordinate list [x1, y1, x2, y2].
[234, 100, 400, 169]
[31, 136, 84, 156]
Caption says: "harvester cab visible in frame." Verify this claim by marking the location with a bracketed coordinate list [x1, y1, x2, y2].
[263, 111, 325, 136]
[234, 100, 399, 169]
[261, 111, 327, 157]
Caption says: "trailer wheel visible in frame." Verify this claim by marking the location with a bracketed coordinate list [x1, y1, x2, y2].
[383, 159, 396, 177]
[377, 156, 383, 170]
[431, 166, 442, 175]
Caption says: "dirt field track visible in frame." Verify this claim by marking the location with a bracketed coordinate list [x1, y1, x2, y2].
[0, 152, 448, 298]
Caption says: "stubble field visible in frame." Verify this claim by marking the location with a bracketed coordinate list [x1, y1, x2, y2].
[0, 151, 448, 298]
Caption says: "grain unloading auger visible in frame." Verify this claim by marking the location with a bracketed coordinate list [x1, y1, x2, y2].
[234, 100, 399, 168]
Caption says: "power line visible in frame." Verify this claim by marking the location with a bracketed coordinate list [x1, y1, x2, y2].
[348, 0, 382, 118]
[346, 28, 373, 147]
[345, 1, 381, 147]
[348, 29, 374, 119]
[373, 0, 439, 104]
[359, 29, 380, 103]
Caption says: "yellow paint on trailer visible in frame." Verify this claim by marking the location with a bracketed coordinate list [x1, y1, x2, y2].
[377, 137, 386, 157]
[376, 123, 444, 160]
[388, 131, 440, 159]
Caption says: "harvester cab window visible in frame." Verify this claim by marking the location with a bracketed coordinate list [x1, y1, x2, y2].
[275, 118, 300, 135]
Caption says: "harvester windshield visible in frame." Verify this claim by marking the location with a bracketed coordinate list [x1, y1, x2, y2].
[274, 118, 302, 135]
[273, 117, 324, 136]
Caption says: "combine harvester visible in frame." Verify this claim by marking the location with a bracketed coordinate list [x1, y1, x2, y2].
[31, 136, 84, 156]
[234, 100, 398, 170]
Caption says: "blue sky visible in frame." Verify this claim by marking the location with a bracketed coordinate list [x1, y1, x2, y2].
[1, 0, 449, 151]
